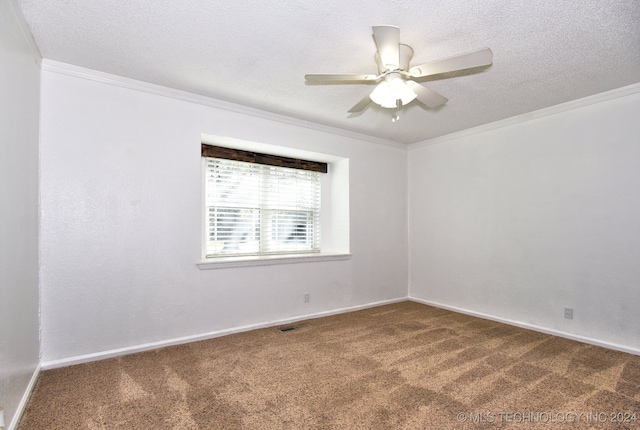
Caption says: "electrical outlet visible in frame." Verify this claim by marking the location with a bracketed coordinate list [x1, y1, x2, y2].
[304, 293, 310, 303]
[564, 307, 573, 320]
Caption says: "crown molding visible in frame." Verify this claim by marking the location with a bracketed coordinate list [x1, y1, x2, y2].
[408, 82, 640, 150]
[8, 0, 42, 64]
[40, 60, 406, 150]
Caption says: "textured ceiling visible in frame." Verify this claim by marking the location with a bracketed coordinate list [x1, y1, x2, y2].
[16, 0, 640, 144]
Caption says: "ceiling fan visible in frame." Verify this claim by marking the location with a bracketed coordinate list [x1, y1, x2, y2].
[305, 26, 493, 121]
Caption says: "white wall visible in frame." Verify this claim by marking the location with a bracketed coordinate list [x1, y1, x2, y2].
[409, 87, 640, 352]
[0, 0, 41, 427]
[39, 65, 408, 365]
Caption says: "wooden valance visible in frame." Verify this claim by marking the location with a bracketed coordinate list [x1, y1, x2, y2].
[201, 144, 328, 173]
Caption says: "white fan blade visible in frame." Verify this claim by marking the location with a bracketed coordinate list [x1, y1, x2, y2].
[374, 52, 385, 74]
[409, 48, 493, 78]
[305, 74, 379, 84]
[372, 26, 400, 70]
[399, 44, 414, 71]
[407, 81, 448, 108]
[348, 94, 372, 113]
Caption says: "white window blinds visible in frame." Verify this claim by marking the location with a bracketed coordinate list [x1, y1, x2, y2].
[205, 157, 321, 257]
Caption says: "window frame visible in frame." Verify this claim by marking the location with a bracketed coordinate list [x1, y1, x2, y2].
[198, 140, 351, 269]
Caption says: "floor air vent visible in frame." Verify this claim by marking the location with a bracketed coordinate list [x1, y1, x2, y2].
[278, 323, 310, 333]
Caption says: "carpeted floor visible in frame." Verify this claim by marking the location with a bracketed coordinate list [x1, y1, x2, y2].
[18, 301, 640, 429]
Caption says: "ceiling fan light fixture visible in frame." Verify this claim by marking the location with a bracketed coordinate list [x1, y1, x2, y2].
[369, 74, 416, 109]
[370, 81, 396, 108]
[390, 76, 417, 105]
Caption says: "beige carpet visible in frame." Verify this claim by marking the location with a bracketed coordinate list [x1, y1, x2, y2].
[19, 301, 640, 429]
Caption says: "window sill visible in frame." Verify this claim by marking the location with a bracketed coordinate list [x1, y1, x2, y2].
[197, 252, 352, 269]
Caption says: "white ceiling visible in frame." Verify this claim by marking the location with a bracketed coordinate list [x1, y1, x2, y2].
[17, 0, 640, 144]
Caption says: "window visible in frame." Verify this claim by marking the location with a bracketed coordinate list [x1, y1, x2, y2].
[202, 144, 327, 258]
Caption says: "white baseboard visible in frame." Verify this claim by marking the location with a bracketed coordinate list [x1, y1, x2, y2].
[410, 297, 640, 356]
[40, 296, 409, 370]
[7, 364, 40, 430]
[37, 295, 640, 371]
